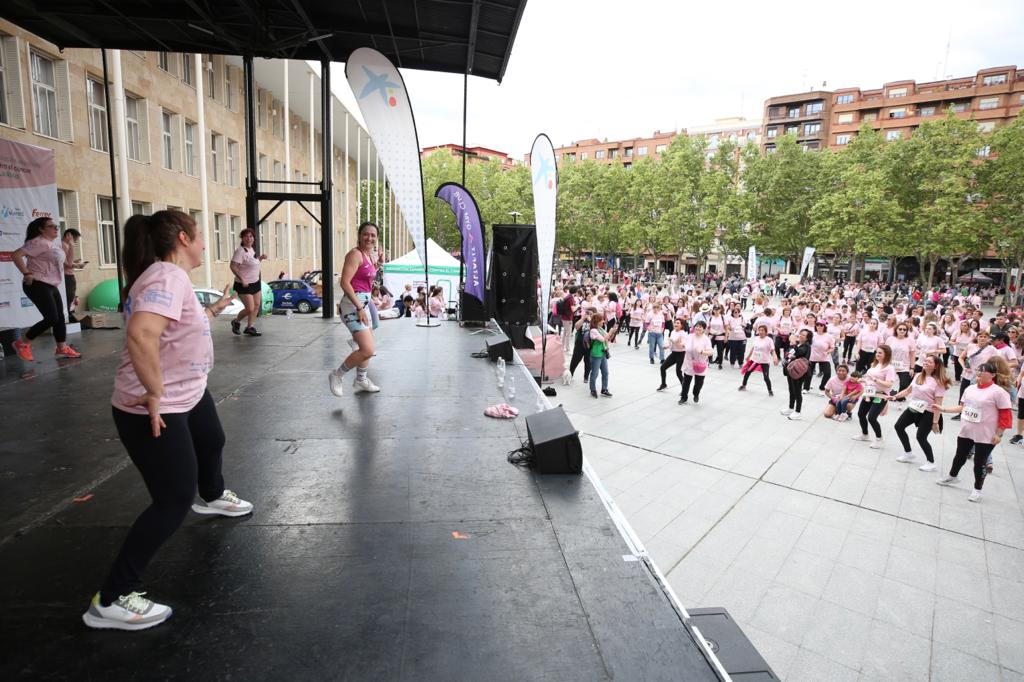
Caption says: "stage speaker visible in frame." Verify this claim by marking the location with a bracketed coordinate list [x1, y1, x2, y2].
[525, 406, 582, 474]
[486, 333, 513, 363]
[499, 321, 535, 350]
[491, 224, 538, 323]
[460, 288, 488, 324]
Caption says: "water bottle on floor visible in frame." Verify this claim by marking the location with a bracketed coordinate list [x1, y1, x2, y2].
[506, 374, 516, 400]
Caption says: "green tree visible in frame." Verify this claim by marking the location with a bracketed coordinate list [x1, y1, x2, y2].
[622, 156, 675, 269]
[979, 111, 1024, 303]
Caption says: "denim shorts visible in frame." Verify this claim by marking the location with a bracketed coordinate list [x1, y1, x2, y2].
[339, 292, 379, 333]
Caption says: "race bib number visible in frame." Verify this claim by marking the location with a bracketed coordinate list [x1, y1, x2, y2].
[863, 385, 878, 398]
[752, 352, 768, 364]
[908, 399, 928, 413]
[893, 360, 907, 372]
[962, 404, 982, 423]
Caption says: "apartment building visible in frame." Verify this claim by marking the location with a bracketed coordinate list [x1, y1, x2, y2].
[686, 116, 762, 158]
[421, 143, 516, 170]
[536, 130, 680, 168]
[828, 65, 1024, 150]
[0, 18, 404, 309]
[762, 92, 831, 153]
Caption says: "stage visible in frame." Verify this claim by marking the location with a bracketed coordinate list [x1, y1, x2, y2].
[0, 315, 723, 680]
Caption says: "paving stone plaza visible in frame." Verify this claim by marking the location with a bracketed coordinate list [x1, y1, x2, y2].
[556, 325, 1024, 681]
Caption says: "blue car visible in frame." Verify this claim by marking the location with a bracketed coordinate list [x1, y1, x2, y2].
[268, 279, 322, 314]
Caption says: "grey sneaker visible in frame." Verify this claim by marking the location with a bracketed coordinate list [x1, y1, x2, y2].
[82, 591, 171, 631]
[329, 369, 345, 397]
[936, 475, 959, 486]
[191, 490, 253, 517]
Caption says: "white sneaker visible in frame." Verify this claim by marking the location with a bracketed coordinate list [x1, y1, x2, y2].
[918, 462, 937, 472]
[788, 412, 803, 421]
[851, 433, 870, 441]
[329, 369, 345, 396]
[82, 591, 172, 631]
[191, 490, 253, 517]
[870, 438, 884, 449]
[353, 377, 381, 393]
[780, 408, 793, 416]
[968, 490, 983, 502]
[936, 475, 959, 486]
[896, 453, 916, 463]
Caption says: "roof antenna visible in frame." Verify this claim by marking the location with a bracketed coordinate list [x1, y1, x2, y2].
[942, 26, 952, 79]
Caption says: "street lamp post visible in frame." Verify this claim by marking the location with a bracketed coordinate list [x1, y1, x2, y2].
[508, 211, 521, 224]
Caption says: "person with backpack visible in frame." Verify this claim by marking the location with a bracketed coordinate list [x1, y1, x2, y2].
[588, 312, 615, 398]
[566, 310, 593, 384]
[781, 329, 813, 420]
[557, 287, 576, 353]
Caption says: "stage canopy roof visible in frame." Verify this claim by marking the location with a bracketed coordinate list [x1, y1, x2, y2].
[2, 0, 528, 81]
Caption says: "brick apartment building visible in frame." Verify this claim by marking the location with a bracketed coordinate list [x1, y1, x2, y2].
[533, 130, 679, 168]
[0, 18, 407, 313]
[828, 65, 1024, 150]
[421, 143, 515, 170]
[686, 116, 761, 157]
[762, 92, 832, 153]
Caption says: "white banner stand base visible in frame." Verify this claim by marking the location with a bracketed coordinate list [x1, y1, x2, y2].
[417, 317, 441, 328]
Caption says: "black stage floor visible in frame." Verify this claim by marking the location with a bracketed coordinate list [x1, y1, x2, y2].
[0, 315, 721, 681]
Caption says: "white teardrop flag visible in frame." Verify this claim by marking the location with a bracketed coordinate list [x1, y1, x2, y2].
[530, 134, 558, 332]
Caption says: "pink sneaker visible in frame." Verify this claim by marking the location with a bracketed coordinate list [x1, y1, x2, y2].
[55, 345, 81, 359]
[13, 339, 33, 361]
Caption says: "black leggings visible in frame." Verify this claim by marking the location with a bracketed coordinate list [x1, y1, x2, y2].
[711, 338, 726, 367]
[959, 378, 972, 402]
[856, 350, 875, 374]
[627, 326, 641, 347]
[101, 390, 226, 604]
[842, 336, 857, 361]
[857, 398, 886, 437]
[950, 437, 996, 490]
[952, 356, 963, 382]
[660, 351, 685, 387]
[896, 372, 912, 400]
[22, 280, 66, 343]
[787, 375, 803, 412]
[680, 374, 705, 401]
[775, 335, 791, 357]
[742, 363, 772, 393]
[569, 333, 591, 379]
[894, 408, 941, 462]
[805, 361, 831, 391]
[727, 340, 745, 366]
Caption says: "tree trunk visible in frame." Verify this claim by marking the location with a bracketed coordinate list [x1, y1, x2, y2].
[916, 253, 928, 284]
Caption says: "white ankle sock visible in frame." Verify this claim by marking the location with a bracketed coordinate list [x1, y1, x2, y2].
[356, 367, 368, 381]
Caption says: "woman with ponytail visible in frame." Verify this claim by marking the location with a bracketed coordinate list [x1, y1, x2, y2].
[84, 211, 253, 631]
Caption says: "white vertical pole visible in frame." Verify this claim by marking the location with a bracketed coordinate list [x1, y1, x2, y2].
[194, 54, 211, 287]
[309, 70, 316, 269]
[109, 51, 135, 267]
[284, 61, 293, 279]
[344, 112, 350, 252]
[356, 128, 361, 225]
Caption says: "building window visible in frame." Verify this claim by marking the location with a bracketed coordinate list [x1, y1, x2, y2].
[580, 152, 587, 160]
[184, 121, 196, 175]
[181, 53, 194, 86]
[161, 111, 174, 169]
[655, 144, 667, 154]
[637, 146, 648, 156]
[273, 159, 282, 181]
[609, 149, 618, 159]
[86, 78, 109, 152]
[977, 121, 996, 133]
[124, 94, 146, 162]
[978, 145, 991, 158]
[227, 139, 239, 186]
[919, 106, 936, 117]
[259, 153, 268, 181]
[97, 196, 117, 267]
[836, 94, 854, 104]
[224, 65, 235, 110]
[804, 122, 821, 135]
[257, 89, 267, 128]
[595, 150, 605, 159]
[978, 97, 999, 111]
[982, 74, 1007, 86]
[949, 102, 968, 113]
[836, 113, 854, 124]
[213, 213, 226, 261]
[785, 126, 798, 135]
[273, 222, 284, 258]
[205, 56, 216, 99]
[862, 112, 878, 122]
[210, 132, 222, 182]
[765, 145, 776, 154]
[766, 127, 777, 138]
[624, 147, 633, 157]
[806, 102, 823, 114]
[888, 108, 906, 119]
[131, 201, 152, 216]
[230, 215, 241, 244]
[835, 134, 851, 146]
[31, 52, 59, 138]
[885, 130, 901, 141]
[0, 39, 9, 126]
[157, 52, 170, 72]
[788, 107, 800, 118]
[888, 87, 907, 98]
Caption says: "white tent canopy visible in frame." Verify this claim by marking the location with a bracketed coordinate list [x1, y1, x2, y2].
[383, 238, 461, 303]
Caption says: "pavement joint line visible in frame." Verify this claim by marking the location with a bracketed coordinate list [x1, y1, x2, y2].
[582, 432, 1024, 559]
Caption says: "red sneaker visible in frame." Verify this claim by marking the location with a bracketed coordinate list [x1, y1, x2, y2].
[55, 345, 81, 358]
[13, 339, 33, 361]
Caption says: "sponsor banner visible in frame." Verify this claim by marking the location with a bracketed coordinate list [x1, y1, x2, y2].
[530, 134, 557, 331]
[0, 139, 60, 328]
[345, 49, 427, 271]
[747, 246, 758, 281]
[435, 182, 486, 303]
[799, 246, 816, 277]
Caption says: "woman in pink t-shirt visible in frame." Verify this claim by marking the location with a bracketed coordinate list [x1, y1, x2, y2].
[884, 355, 951, 471]
[740, 324, 778, 395]
[85, 211, 253, 632]
[855, 318, 883, 374]
[680, 321, 713, 404]
[10, 216, 80, 360]
[330, 221, 384, 397]
[658, 319, 688, 392]
[228, 228, 267, 337]
[935, 362, 1013, 502]
[807, 321, 835, 393]
[914, 322, 946, 373]
[852, 344, 896, 448]
[887, 323, 916, 400]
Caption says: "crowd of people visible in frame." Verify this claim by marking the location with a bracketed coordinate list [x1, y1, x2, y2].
[551, 269, 1021, 504]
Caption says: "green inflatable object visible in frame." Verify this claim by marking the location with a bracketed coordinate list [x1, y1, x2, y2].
[260, 281, 273, 316]
[87, 278, 121, 312]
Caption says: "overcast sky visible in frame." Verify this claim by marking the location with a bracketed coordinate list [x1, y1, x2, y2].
[381, 0, 1024, 160]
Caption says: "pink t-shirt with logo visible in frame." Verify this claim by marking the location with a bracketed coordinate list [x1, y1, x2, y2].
[112, 262, 213, 415]
[888, 336, 915, 372]
[646, 311, 665, 334]
[859, 330, 882, 352]
[962, 344, 997, 382]
[959, 383, 1011, 443]
[21, 236, 65, 286]
[908, 375, 947, 414]
[749, 336, 775, 364]
[915, 334, 945, 366]
[810, 333, 834, 362]
[683, 334, 713, 376]
[668, 329, 688, 352]
[231, 246, 262, 284]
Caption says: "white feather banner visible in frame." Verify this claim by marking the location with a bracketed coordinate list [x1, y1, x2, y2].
[530, 134, 558, 331]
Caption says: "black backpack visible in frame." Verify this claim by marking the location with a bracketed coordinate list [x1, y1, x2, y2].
[556, 297, 569, 317]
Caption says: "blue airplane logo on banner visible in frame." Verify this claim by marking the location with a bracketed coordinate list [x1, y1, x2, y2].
[359, 66, 401, 107]
[533, 155, 554, 188]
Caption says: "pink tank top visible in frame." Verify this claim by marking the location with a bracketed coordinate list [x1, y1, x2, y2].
[351, 250, 376, 293]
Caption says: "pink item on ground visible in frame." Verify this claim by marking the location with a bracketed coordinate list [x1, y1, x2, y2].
[484, 403, 519, 419]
